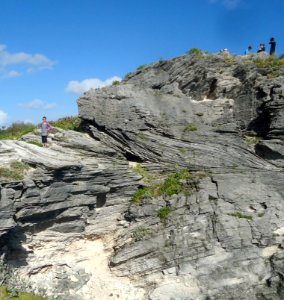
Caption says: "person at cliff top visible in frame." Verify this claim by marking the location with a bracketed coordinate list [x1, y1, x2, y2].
[257, 43, 266, 53]
[244, 45, 253, 55]
[41, 116, 52, 147]
[269, 37, 276, 56]
[222, 48, 229, 55]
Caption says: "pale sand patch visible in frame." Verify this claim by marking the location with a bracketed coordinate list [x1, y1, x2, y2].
[19, 233, 145, 300]
[274, 227, 284, 236]
[261, 246, 279, 258]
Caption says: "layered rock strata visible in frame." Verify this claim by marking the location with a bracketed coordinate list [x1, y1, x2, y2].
[0, 54, 283, 299]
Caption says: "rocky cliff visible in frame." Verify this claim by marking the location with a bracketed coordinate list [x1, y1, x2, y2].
[0, 54, 284, 300]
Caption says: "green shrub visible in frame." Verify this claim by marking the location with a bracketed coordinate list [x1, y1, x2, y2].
[137, 65, 146, 71]
[131, 187, 151, 203]
[159, 169, 194, 196]
[228, 212, 252, 220]
[132, 226, 154, 241]
[187, 48, 203, 56]
[0, 122, 36, 140]
[251, 56, 284, 78]
[51, 116, 82, 131]
[253, 56, 284, 68]
[158, 207, 171, 219]
[0, 161, 30, 181]
[159, 175, 183, 196]
[131, 169, 197, 203]
[112, 80, 121, 86]
[183, 123, 197, 132]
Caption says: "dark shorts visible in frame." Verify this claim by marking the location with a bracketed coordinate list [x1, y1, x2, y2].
[42, 136, 48, 143]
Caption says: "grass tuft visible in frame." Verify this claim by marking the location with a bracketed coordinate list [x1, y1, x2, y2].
[131, 187, 151, 204]
[245, 136, 261, 146]
[27, 141, 43, 147]
[183, 123, 197, 132]
[228, 212, 253, 220]
[0, 161, 30, 181]
[132, 226, 154, 241]
[158, 207, 171, 220]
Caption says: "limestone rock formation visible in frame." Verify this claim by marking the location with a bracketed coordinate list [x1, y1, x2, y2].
[1, 54, 284, 299]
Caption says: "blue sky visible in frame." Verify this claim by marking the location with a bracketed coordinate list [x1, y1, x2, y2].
[0, 0, 283, 126]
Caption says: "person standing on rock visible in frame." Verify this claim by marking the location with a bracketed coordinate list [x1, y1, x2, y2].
[41, 116, 51, 147]
[257, 43, 266, 53]
[244, 45, 253, 55]
[269, 37, 276, 56]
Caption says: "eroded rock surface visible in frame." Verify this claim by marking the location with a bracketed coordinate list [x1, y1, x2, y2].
[1, 54, 284, 299]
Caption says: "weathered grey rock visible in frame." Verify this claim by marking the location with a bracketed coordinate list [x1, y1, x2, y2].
[77, 54, 283, 299]
[78, 55, 284, 168]
[0, 54, 283, 299]
[0, 130, 143, 298]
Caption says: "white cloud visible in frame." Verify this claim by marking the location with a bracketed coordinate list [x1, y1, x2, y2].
[7, 70, 21, 78]
[18, 99, 56, 110]
[65, 76, 122, 94]
[209, 0, 241, 9]
[0, 110, 8, 125]
[0, 44, 56, 78]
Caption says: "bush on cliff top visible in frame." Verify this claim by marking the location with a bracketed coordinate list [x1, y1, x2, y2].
[50, 116, 82, 131]
[0, 122, 36, 140]
[187, 48, 203, 56]
[0, 116, 83, 140]
[253, 56, 284, 68]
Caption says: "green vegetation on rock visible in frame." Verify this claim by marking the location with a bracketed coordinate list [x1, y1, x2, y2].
[132, 164, 154, 182]
[0, 161, 30, 181]
[0, 261, 47, 300]
[137, 65, 146, 71]
[27, 141, 43, 147]
[132, 226, 155, 241]
[187, 48, 203, 57]
[159, 169, 193, 196]
[183, 123, 197, 132]
[51, 116, 82, 131]
[0, 123, 36, 140]
[253, 56, 284, 68]
[228, 212, 253, 220]
[245, 135, 261, 146]
[131, 168, 203, 204]
[132, 187, 151, 204]
[0, 286, 45, 300]
[158, 207, 171, 220]
[112, 80, 121, 86]
[247, 56, 284, 78]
